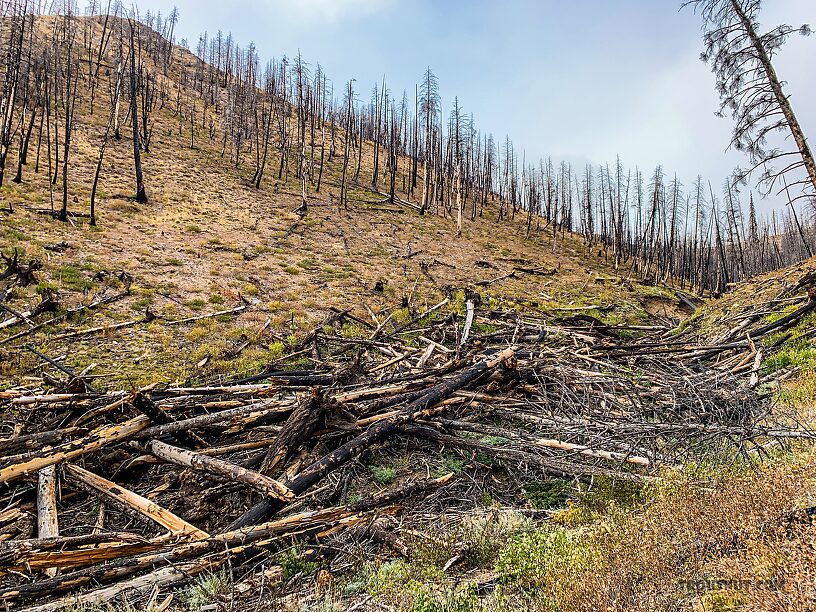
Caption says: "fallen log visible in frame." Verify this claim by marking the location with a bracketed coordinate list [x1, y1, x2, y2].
[429, 418, 653, 466]
[1, 476, 450, 605]
[36, 466, 59, 577]
[0, 532, 164, 572]
[0, 289, 130, 347]
[18, 558, 223, 612]
[0, 427, 87, 456]
[256, 391, 327, 475]
[141, 439, 296, 502]
[64, 464, 209, 540]
[229, 348, 515, 529]
[0, 417, 150, 484]
[131, 392, 205, 449]
[132, 400, 293, 440]
[407, 426, 655, 482]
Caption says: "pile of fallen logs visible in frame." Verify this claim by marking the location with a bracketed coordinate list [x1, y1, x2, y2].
[1, 283, 815, 609]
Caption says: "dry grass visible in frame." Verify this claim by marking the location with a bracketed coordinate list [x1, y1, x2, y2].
[0, 17, 666, 388]
[530, 455, 816, 611]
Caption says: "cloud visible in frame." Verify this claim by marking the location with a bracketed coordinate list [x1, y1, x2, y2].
[268, 0, 396, 24]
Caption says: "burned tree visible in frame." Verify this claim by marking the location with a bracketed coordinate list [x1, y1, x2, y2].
[684, 0, 815, 208]
[418, 68, 440, 215]
[128, 18, 147, 203]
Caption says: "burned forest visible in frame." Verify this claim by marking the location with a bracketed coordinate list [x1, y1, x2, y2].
[1, 1, 816, 611]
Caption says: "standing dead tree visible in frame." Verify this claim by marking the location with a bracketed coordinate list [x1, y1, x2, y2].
[339, 80, 354, 210]
[127, 17, 147, 203]
[89, 42, 124, 226]
[0, 0, 27, 190]
[684, 0, 815, 210]
[56, 9, 80, 223]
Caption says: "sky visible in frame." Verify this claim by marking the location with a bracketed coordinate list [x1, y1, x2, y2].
[134, 0, 815, 214]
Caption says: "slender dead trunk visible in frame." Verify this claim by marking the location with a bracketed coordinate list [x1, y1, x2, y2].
[730, 0, 816, 198]
[129, 21, 147, 204]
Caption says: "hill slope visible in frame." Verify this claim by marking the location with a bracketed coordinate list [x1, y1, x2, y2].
[1, 14, 815, 612]
[0, 16, 678, 387]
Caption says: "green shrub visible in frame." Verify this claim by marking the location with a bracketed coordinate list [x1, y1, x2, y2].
[182, 571, 230, 610]
[277, 544, 319, 580]
[370, 464, 397, 485]
[496, 526, 575, 590]
[409, 583, 479, 612]
[524, 480, 574, 510]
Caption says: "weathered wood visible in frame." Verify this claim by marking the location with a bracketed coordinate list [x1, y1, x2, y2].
[36, 465, 59, 577]
[0, 532, 162, 571]
[255, 391, 326, 475]
[130, 392, 205, 449]
[0, 427, 87, 455]
[430, 418, 653, 466]
[142, 439, 296, 502]
[459, 299, 475, 348]
[229, 348, 515, 529]
[18, 558, 221, 612]
[0, 417, 150, 484]
[132, 401, 293, 439]
[164, 303, 249, 326]
[64, 464, 209, 540]
[0, 474, 450, 605]
[408, 426, 655, 482]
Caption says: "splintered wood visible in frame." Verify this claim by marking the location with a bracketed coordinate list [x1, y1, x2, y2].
[1, 284, 815, 608]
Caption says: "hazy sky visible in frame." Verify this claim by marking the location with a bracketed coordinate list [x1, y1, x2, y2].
[135, 0, 815, 212]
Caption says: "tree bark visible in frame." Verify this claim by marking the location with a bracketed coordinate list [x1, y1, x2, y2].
[142, 439, 296, 502]
[228, 348, 515, 529]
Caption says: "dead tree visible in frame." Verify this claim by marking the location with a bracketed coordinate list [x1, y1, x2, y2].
[685, 0, 816, 208]
[0, 2, 26, 189]
[57, 11, 80, 223]
[418, 68, 440, 215]
[90, 51, 124, 226]
[128, 18, 147, 203]
[339, 80, 353, 210]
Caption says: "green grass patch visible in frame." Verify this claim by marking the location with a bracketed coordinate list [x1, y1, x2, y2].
[187, 298, 207, 311]
[524, 480, 575, 510]
[277, 543, 319, 580]
[764, 337, 816, 375]
[55, 264, 94, 292]
[369, 464, 397, 485]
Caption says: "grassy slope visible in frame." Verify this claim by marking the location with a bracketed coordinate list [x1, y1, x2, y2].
[2, 18, 816, 612]
[0, 18, 677, 388]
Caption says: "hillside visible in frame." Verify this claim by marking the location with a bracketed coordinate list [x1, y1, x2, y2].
[1, 12, 815, 612]
[0, 16, 678, 388]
